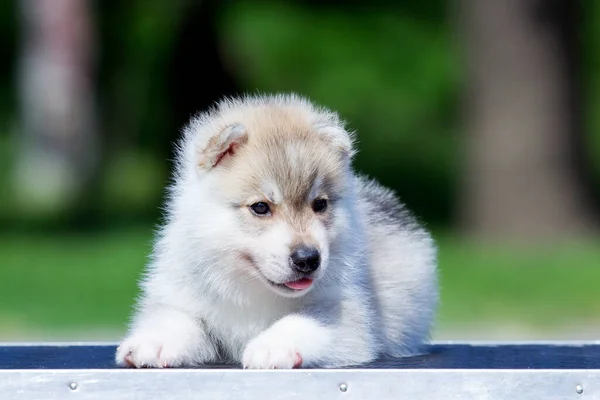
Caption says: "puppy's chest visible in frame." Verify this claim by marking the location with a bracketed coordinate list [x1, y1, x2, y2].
[203, 298, 299, 357]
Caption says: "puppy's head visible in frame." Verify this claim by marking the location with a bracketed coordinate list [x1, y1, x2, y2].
[181, 94, 355, 298]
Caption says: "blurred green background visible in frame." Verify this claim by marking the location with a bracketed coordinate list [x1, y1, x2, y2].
[0, 0, 598, 341]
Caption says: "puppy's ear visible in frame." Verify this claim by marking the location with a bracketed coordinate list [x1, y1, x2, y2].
[197, 123, 248, 169]
[317, 125, 356, 159]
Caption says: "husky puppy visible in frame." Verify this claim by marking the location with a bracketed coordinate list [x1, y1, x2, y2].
[115, 93, 438, 369]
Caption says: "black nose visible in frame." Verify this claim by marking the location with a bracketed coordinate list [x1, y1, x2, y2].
[290, 246, 321, 274]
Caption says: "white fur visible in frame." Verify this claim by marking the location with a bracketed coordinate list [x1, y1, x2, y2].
[116, 93, 438, 369]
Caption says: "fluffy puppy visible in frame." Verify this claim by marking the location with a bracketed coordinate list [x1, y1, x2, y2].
[115, 93, 438, 369]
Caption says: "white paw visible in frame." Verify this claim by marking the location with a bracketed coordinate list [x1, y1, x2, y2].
[242, 333, 303, 369]
[115, 331, 192, 368]
[115, 308, 216, 368]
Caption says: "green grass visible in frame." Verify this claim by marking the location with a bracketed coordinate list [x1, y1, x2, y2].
[434, 235, 600, 330]
[0, 228, 153, 335]
[1, 227, 599, 339]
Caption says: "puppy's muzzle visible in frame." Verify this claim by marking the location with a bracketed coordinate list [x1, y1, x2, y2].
[289, 246, 320, 274]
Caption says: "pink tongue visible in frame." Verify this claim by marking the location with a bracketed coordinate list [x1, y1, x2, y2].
[284, 278, 313, 290]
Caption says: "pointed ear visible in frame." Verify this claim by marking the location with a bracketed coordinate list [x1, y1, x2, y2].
[197, 123, 248, 170]
[316, 125, 356, 159]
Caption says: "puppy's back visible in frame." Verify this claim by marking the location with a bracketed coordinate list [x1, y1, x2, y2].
[356, 176, 438, 356]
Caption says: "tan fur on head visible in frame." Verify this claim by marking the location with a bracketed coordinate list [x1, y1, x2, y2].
[184, 94, 356, 174]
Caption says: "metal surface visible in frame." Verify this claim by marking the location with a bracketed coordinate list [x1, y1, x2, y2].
[1, 368, 598, 400]
[1, 342, 599, 400]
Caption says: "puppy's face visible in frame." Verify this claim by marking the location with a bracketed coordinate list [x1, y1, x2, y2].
[196, 118, 353, 298]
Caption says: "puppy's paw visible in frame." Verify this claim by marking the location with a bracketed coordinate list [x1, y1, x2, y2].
[115, 308, 216, 368]
[116, 331, 192, 368]
[242, 332, 303, 369]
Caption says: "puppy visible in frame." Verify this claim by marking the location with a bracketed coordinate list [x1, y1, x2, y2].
[115, 93, 438, 369]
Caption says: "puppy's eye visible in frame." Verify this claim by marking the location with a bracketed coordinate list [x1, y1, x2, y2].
[249, 202, 271, 216]
[312, 199, 328, 213]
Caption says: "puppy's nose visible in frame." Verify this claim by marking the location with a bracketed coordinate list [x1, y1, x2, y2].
[290, 246, 320, 274]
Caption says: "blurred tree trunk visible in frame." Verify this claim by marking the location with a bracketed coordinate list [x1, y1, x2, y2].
[457, 0, 598, 239]
[14, 0, 98, 218]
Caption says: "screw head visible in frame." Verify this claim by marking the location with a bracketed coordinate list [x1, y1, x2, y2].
[576, 384, 583, 394]
[68, 382, 78, 391]
[339, 383, 348, 392]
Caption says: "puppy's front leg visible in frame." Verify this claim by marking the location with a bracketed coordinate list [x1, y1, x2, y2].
[116, 305, 218, 368]
[242, 314, 330, 369]
[242, 312, 376, 369]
